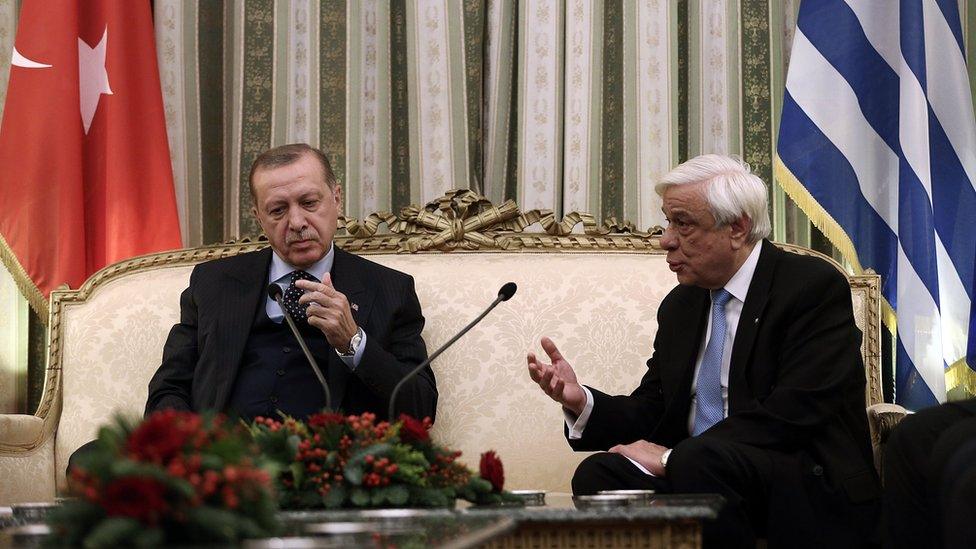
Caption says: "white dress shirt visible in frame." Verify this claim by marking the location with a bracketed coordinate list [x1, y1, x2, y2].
[266, 244, 366, 369]
[564, 243, 763, 474]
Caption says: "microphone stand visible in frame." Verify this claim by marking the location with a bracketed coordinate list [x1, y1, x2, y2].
[388, 283, 517, 420]
[269, 285, 332, 411]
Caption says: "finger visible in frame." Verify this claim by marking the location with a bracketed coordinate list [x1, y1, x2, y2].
[299, 290, 334, 307]
[321, 272, 335, 288]
[552, 378, 565, 398]
[527, 356, 543, 381]
[539, 368, 554, 393]
[540, 337, 565, 363]
[294, 279, 322, 292]
[609, 445, 622, 453]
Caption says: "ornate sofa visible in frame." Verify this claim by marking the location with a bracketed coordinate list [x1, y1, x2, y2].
[0, 191, 901, 504]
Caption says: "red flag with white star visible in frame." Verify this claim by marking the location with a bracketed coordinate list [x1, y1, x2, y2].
[0, 0, 181, 317]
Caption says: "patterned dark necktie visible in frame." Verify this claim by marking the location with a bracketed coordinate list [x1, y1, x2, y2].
[281, 270, 315, 323]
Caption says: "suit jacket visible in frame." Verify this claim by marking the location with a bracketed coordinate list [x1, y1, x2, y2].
[146, 247, 437, 421]
[570, 240, 879, 540]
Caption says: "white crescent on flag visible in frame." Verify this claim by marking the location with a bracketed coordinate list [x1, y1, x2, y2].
[11, 46, 51, 68]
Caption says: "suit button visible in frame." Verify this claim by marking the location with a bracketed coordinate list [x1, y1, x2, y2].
[283, 346, 291, 353]
[270, 395, 278, 403]
[276, 369, 285, 376]
[812, 465, 824, 476]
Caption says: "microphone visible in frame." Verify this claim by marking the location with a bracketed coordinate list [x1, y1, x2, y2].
[388, 282, 517, 420]
[268, 284, 332, 411]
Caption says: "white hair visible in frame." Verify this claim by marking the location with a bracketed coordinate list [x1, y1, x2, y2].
[654, 154, 771, 244]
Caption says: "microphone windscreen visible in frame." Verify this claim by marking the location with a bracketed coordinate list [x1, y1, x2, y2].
[267, 283, 283, 300]
[498, 282, 517, 301]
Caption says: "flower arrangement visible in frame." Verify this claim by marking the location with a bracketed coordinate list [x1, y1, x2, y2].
[49, 411, 280, 547]
[250, 411, 520, 509]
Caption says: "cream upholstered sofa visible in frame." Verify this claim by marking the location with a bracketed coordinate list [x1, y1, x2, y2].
[0, 191, 899, 505]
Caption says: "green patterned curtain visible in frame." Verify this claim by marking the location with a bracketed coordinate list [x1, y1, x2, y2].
[154, 0, 684, 245]
[5, 1, 976, 411]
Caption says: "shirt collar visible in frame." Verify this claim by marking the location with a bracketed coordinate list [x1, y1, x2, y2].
[723, 242, 762, 303]
[268, 244, 335, 284]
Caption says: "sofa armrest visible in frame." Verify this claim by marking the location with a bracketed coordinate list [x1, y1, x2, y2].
[0, 414, 45, 450]
[867, 403, 909, 479]
[0, 414, 57, 504]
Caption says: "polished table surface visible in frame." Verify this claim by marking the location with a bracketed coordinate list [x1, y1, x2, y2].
[1, 493, 723, 548]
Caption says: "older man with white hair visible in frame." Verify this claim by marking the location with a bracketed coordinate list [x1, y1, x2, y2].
[528, 154, 879, 547]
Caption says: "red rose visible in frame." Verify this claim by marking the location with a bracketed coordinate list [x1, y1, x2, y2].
[479, 451, 504, 492]
[127, 410, 202, 463]
[101, 477, 169, 525]
[398, 414, 431, 444]
[308, 412, 346, 428]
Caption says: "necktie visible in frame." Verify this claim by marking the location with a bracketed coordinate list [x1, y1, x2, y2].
[281, 270, 315, 323]
[692, 288, 733, 436]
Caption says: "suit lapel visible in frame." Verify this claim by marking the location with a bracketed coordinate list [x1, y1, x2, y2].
[727, 240, 777, 410]
[661, 288, 710, 409]
[213, 248, 272, 410]
[331, 248, 374, 325]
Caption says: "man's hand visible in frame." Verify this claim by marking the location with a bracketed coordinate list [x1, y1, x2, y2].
[527, 337, 587, 416]
[295, 275, 359, 352]
[609, 440, 669, 477]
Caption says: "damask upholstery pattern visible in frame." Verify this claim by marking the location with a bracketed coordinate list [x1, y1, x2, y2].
[0, 435, 55, 504]
[0, 246, 882, 501]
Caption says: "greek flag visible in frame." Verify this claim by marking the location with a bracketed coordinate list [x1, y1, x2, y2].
[775, 0, 976, 409]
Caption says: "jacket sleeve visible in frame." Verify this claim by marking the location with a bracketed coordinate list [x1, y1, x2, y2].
[144, 268, 201, 415]
[350, 275, 437, 421]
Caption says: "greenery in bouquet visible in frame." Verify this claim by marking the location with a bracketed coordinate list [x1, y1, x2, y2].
[249, 411, 521, 509]
[49, 410, 280, 547]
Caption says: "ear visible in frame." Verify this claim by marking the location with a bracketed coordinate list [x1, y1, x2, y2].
[333, 184, 343, 213]
[728, 214, 752, 249]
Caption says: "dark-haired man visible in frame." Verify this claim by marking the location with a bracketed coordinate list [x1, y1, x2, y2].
[145, 143, 437, 422]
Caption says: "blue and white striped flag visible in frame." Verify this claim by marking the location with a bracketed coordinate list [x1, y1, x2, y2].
[775, 0, 976, 409]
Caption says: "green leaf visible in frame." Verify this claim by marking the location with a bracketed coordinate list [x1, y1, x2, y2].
[386, 485, 409, 506]
[130, 527, 164, 547]
[349, 487, 370, 507]
[81, 517, 142, 548]
[289, 461, 305, 488]
[344, 461, 364, 486]
[182, 506, 240, 542]
[323, 484, 347, 509]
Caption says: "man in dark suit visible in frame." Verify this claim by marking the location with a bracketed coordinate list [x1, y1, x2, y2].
[527, 154, 878, 547]
[883, 397, 976, 548]
[145, 143, 437, 422]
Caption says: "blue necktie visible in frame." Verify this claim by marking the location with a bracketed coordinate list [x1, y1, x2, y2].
[692, 288, 733, 436]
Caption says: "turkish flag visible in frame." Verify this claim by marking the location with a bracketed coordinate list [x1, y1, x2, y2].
[0, 0, 181, 315]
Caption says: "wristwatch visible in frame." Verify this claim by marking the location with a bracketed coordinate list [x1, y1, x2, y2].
[338, 326, 364, 357]
[660, 448, 673, 471]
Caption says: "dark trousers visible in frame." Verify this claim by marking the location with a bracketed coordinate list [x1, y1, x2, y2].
[573, 436, 874, 549]
[573, 437, 773, 549]
[883, 398, 976, 549]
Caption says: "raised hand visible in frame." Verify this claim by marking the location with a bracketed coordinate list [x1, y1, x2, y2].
[527, 337, 587, 415]
[295, 274, 359, 352]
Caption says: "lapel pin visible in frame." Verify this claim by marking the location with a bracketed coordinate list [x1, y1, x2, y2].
[351, 303, 359, 311]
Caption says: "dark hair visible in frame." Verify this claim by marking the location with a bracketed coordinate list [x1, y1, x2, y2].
[248, 143, 337, 201]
